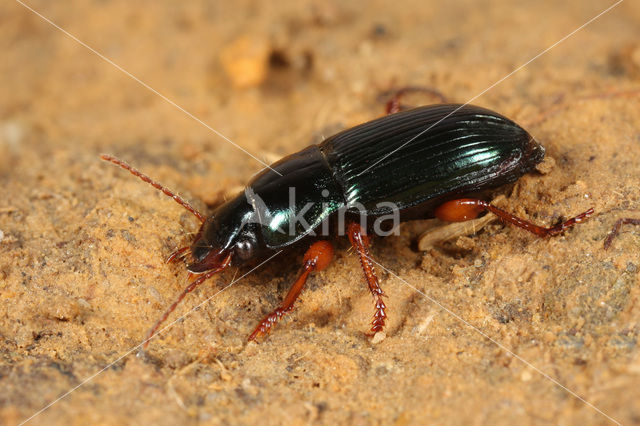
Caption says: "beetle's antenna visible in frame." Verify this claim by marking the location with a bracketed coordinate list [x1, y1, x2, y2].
[166, 246, 191, 264]
[100, 154, 206, 223]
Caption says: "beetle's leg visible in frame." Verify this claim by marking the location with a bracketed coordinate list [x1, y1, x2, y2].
[248, 240, 334, 342]
[382, 86, 449, 114]
[347, 222, 387, 335]
[604, 218, 640, 249]
[141, 253, 232, 350]
[435, 198, 594, 237]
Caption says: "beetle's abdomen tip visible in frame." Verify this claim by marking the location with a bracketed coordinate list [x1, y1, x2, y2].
[525, 136, 546, 166]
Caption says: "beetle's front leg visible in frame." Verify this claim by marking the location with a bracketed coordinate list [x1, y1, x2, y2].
[347, 222, 387, 335]
[434, 198, 593, 237]
[248, 240, 334, 341]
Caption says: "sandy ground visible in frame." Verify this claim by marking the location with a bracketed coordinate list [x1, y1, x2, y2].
[1, 0, 640, 424]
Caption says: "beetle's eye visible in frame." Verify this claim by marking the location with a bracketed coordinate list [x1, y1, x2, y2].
[235, 238, 255, 260]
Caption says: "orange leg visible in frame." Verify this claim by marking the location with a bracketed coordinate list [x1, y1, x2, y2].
[142, 253, 232, 350]
[248, 240, 334, 341]
[434, 198, 593, 237]
[347, 222, 387, 335]
[604, 218, 640, 249]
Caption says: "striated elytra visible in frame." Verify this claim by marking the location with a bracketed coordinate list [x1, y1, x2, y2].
[190, 104, 544, 267]
[102, 103, 591, 345]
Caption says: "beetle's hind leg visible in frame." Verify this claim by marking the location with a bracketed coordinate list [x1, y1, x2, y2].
[604, 217, 640, 249]
[248, 240, 334, 341]
[347, 222, 387, 335]
[381, 86, 449, 115]
[434, 198, 593, 237]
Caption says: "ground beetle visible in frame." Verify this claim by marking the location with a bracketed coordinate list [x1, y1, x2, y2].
[102, 100, 593, 346]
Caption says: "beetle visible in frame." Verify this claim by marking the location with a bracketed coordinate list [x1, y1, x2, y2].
[101, 102, 593, 347]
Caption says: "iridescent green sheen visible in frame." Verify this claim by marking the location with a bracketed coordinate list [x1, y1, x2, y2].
[321, 104, 543, 218]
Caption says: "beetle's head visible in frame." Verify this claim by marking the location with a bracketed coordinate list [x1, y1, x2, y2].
[187, 195, 263, 273]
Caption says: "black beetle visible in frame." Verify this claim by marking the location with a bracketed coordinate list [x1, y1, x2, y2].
[102, 103, 593, 345]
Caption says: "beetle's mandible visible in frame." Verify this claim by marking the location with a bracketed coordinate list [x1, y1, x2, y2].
[101, 102, 593, 347]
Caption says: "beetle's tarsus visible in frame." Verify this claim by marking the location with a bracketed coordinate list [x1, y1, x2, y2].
[604, 217, 640, 249]
[347, 222, 388, 335]
[248, 308, 288, 342]
[248, 241, 334, 342]
[546, 208, 594, 236]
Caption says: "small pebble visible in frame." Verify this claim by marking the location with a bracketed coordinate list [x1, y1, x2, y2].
[535, 156, 555, 174]
[371, 331, 386, 344]
[219, 35, 271, 88]
[613, 43, 640, 78]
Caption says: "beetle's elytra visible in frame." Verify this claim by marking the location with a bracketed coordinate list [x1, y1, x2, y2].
[102, 102, 593, 346]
